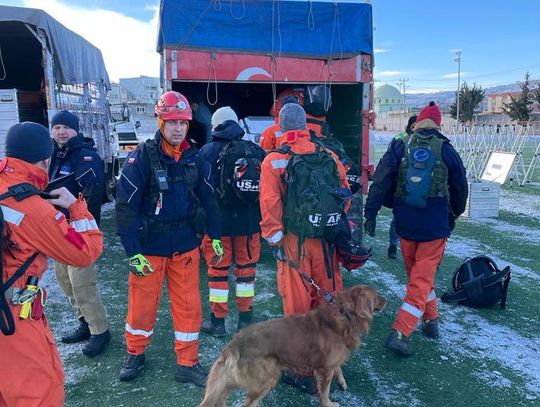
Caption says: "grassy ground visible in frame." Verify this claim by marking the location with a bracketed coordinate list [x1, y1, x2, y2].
[39, 182, 540, 407]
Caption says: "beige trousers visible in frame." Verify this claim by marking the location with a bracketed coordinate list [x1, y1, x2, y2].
[54, 261, 109, 335]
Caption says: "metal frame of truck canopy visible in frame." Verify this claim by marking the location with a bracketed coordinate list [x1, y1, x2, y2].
[0, 6, 118, 167]
[157, 0, 375, 193]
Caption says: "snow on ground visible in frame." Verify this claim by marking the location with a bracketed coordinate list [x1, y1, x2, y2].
[499, 188, 540, 218]
[355, 262, 540, 400]
[445, 235, 540, 284]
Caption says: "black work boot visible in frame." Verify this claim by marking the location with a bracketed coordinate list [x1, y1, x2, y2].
[82, 330, 111, 357]
[201, 313, 226, 337]
[421, 318, 439, 339]
[237, 309, 254, 332]
[61, 317, 90, 344]
[175, 362, 208, 388]
[384, 330, 414, 356]
[387, 244, 397, 259]
[119, 354, 145, 382]
[281, 370, 317, 395]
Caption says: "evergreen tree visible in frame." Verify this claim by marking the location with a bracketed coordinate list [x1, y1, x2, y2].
[450, 82, 485, 123]
[533, 82, 540, 105]
[503, 72, 534, 123]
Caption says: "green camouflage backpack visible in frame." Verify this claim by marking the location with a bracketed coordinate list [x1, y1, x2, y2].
[277, 144, 346, 243]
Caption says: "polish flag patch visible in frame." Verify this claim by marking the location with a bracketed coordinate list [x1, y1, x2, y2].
[83, 156, 93, 161]
[127, 157, 136, 164]
[54, 212, 65, 223]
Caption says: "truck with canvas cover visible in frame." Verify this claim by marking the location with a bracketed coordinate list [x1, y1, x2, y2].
[0, 5, 120, 201]
[157, 0, 375, 230]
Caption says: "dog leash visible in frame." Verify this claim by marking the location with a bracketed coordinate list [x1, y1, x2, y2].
[281, 256, 335, 305]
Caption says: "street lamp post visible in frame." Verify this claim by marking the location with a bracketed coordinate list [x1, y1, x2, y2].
[455, 50, 462, 129]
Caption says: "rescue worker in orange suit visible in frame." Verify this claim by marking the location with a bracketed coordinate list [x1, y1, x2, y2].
[259, 103, 350, 394]
[115, 91, 222, 387]
[259, 88, 328, 151]
[0, 122, 103, 407]
[364, 102, 468, 356]
[199, 107, 266, 336]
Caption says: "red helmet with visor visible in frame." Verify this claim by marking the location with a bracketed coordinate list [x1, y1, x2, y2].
[155, 91, 192, 121]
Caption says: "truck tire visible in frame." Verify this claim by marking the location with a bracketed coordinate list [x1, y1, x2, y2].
[104, 157, 120, 202]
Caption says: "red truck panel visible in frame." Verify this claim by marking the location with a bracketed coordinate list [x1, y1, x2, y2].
[164, 49, 372, 84]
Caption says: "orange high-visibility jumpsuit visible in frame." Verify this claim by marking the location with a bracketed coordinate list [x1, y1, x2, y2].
[201, 235, 260, 317]
[125, 248, 202, 366]
[259, 130, 350, 316]
[0, 158, 103, 407]
[393, 238, 446, 336]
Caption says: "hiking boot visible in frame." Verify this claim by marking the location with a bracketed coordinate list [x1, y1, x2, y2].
[384, 330, 413, 356]
[61, 317, 90, 344]
[421, 318, 439, 339]
[201, 313, 226, 337]
[387, 244, 397, 259]
[82, 330, 111, 357]
[281, 370, 318, 395]
[119, 354, 145, 382]
[175, 362, 208, 388]
[237, 309, 256, 332]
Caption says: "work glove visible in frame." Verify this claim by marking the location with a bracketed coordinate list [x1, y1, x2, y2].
[364, 218, 376, 237]
[272, 245, 287, 262]
[129, 254, 154, 277]
[210, 239, 224, 266]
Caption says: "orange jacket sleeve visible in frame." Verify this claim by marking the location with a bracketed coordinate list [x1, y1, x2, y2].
[259, 152, 287, 245]
[259, 124, 278, 152]
[20, 197, 103, 267]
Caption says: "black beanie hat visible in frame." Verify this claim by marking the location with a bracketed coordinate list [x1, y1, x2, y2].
[51, 110, 80, 133]
[5, 122, 54, 163]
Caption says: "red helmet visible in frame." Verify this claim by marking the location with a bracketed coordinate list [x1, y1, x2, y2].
[336, 241, 372, 271]
[270, 88, 305, 117]
[155, 91, 192, 121]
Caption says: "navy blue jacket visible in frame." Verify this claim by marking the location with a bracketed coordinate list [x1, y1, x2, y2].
[49, 134, 105, 225]
[199, 121, 266, 236]
[365, 129, 468, 241]
[115, 131, 221, 257]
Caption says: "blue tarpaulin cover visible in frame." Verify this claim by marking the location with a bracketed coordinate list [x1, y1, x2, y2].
[157, 0, 373, 58]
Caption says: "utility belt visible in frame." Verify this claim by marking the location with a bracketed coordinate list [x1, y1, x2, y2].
[141, 209, 206, 240]
[144, 218, 191, 233]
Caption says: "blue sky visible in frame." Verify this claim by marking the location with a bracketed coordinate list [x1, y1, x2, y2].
[372, 0, 539, 93]
[2, 0, 538, 93]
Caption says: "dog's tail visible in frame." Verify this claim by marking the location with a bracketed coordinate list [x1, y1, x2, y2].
[199, 347, 240, 407]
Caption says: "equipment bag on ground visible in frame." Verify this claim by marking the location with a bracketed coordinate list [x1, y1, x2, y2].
[441, 255, 511, 309]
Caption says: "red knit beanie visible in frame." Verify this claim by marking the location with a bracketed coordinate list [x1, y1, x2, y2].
[417, 101, 442, 127]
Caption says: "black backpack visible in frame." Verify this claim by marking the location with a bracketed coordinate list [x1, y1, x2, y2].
[309, 131, 362, 194]
[278, 144, 346, 244]
[216, 140, 263, 208]
[441, 256, 511, 309]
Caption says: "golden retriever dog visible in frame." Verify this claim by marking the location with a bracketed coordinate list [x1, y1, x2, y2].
[199, 284, 386, 407]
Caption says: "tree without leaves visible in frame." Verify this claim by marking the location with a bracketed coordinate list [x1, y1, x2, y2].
[450, 82, 485, 123]
[503, 72, 534, 123]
